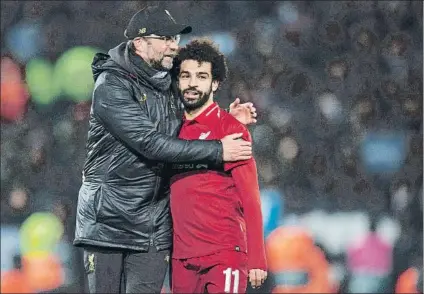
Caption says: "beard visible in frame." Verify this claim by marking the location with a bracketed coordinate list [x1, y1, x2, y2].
[151, 55, 174, 71]
[180, 86, 212, 111]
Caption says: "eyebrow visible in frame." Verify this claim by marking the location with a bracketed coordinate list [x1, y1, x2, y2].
[179, 70, 210, 76]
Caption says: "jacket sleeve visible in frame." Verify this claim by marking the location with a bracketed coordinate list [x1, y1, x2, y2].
[92, 74, 223, 164]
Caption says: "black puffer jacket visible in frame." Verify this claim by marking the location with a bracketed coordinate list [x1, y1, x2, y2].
[73, 42, 223, 252]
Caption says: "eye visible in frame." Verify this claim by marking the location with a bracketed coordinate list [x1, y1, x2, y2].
[180, 73, 189, 79]
[199, 75, 208, 80]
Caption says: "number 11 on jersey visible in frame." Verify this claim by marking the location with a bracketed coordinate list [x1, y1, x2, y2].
[223, 267, 240, 293]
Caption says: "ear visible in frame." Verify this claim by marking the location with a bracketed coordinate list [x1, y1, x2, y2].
[212, 80, 219, 92]
[133, 38, 142, 50]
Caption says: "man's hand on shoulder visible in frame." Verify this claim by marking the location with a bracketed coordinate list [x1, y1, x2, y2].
[229, 98, 257, 125]
[221, 133, 252, 162]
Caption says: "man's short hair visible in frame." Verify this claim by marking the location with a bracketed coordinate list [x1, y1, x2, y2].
[173, 38, 228, 83]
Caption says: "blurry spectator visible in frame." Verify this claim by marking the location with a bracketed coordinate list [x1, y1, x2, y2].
[392, 230, 423, 293]
[307, 150, 341, 210]
[8, 187, 28, 211]
[52, 200, 74, 243]
[318, 17, 346, 50]
[395, 264, 423, 294]
[1, 186, 31, 225]
[260, 179, 285, 238]
[277, 135, 301, 175]
[390, 185, 423, 293]
[353, 26, 378, 54]
[349, 91, 381, 131]
[326, 58, 350, 81]
[381, 33, 411, 89]
[345, 217, 393, 293]
[41, 4, 74, 59]
[389, 179, 421, 222]
[254, 155, 280, 187]
[252, 124, 278, 156]
[0, 57, 29, 122]
[1, 254, 33, 293]
[399, 92, 422, 130]
[22, 251, 65, 292]
[266, 226, 333, 293]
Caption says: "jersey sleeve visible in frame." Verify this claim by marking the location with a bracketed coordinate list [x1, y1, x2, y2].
[231, 159, 267, 270]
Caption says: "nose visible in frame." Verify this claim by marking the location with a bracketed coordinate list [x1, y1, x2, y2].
[188, 76, 198, 88]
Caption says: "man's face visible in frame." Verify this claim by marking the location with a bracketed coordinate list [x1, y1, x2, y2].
[134, 35, 179, 71]
[178, 60, 219, 111]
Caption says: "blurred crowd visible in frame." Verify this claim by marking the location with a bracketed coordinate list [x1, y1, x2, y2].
[1, 1, 422, 293]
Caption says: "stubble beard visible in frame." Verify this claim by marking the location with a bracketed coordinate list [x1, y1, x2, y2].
[151, 55, 174, 71]
[180, 85, 212, 111]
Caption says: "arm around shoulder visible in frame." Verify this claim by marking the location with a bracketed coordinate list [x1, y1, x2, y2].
[92, 74, 223, 164]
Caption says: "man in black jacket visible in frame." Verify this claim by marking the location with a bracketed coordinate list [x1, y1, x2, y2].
[74, 6, 257, 294]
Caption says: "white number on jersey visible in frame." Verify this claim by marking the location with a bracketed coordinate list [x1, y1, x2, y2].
[223, 267, 240, 293]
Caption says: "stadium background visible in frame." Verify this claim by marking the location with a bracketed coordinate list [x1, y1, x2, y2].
[1, 1, 422, 293]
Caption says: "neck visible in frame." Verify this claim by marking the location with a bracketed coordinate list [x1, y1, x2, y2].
[185, 99, 214, 120]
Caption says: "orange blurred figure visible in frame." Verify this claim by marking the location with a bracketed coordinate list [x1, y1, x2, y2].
[0, 57, 29, 122]
[395, 267, 421, 294]
[266, 226, 333, 293]
[21, 252, 64, 292]
[1, 269, 33, 293]
[1, 255, 33, 293]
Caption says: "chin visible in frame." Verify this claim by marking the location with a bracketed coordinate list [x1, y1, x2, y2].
[162, 61, 173, 70]
[185, 101, 199, 107]
[182, 100, 198, 109]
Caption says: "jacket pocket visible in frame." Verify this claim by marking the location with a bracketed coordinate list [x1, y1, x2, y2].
[93, 184, 105, 222]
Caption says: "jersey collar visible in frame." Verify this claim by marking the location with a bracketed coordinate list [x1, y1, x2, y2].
[184, 102, 220, 125]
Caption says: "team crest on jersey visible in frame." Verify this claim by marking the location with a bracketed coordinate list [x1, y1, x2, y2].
[199, 131, 211, 140]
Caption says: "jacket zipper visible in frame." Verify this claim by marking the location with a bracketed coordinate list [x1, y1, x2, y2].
[149, 95, 164, 249]
[149, 175, 161, 250]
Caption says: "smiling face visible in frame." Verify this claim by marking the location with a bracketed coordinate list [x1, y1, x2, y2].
[178, 59, 219, 111]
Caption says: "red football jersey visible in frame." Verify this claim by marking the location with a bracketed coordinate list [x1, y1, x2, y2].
[170, 102, 267, 270]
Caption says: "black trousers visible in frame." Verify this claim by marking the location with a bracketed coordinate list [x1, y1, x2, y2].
[83, 247, 170, 294]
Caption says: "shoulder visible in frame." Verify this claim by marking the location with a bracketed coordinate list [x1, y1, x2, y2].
[95, 71, 129, 89]
[220, 109, 252, 141]
[95, 70, 151, 98]
[220, 110, 245, 130]
[93, 71, 140, 105]
[103, 69, 138, 85]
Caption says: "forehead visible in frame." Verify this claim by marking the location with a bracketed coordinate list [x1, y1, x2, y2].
[180, 60, 212, 74]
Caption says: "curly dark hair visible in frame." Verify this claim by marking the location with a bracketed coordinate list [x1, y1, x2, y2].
[173, 38, 228, 83]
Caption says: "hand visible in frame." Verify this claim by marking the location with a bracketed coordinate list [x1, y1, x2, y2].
[229, 98, 257, 125]
[249, 269, 267, 289]
[221, 133, 252, 162]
